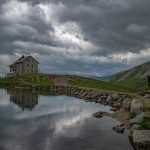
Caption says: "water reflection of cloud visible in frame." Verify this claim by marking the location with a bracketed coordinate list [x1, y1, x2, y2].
[55, 110, 89, 133]
[0, 89, 10, 107]
[15, 96, 110, 120]
[0, 91, 112, 150]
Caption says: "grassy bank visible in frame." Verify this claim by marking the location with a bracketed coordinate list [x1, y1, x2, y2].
[68, 76, 147, 94]
[0, 74, 148, 95]
[0, 73, 53, 88]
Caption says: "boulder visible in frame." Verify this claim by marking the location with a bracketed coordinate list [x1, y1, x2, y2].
[122, 98, 132, 111]
[92, 111, 111, 118]
[111, 93, 120, 101]
[112, 124, 125, 133]
[110, 108, 117, 112]
[101, 96, 107, 101]
[144, 94, 150, 98]
[130, 124, 141, 134]
[93, 112, 103, 118]
[131, 99, 143, 115]
[133, 130, 150, 150]
[146, 90, 150, 94]
[116, 97, 124, 103]
[113, 103, 121, 109]
[130, 112, 149, 125]
[97, 98, 102, 103]
[106, 95, 112, 104]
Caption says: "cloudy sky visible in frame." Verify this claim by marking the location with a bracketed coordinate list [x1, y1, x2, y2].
[0, 0, 150, 77]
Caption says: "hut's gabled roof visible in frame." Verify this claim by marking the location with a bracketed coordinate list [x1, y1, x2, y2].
[10, 56, 39, 67]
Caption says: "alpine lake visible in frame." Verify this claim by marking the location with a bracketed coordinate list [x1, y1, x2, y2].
[0, 88, 133, 150]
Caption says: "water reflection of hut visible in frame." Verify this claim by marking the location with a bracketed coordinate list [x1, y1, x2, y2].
[8, 89, 38, 111]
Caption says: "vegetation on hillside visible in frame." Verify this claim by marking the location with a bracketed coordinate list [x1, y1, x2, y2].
[0, 73, 53, 88]
[113, 79, 147, 95]
[0, 72, 148, 95]
[111, 60, 150, 81]
[68, 76, 140, 93]
[139, 115, 150, 130]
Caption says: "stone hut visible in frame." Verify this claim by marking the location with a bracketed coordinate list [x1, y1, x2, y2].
[7, 55, 39, 77]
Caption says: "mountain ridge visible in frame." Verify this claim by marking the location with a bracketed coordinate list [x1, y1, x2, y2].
[111, 60, 150, 81]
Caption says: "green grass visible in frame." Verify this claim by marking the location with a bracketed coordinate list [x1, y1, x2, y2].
[68, 76, 138, 93]
[0, 74, 148, 95]
[139, 115, 150, 130]
[114, 79, 147, 95]
[0, 73, 53, 87]
[143, 105, 150, 112]
[129, 112, 136, 119]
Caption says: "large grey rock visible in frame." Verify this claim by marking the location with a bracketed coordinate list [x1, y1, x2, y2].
[130, 124, 141, 134]
[106, 95, 112, 104]
[113, 103, 121, 109]
[133, 130, 150, 150]
[92, 111, 111, 118]
[112, 124, 125, 133]
[117, 98, 124, 103]
[146, 90, 150, 94]
[101, 96, 107, 100]
[131, 99, 143, 115]
[111, 93, 120, 101]
[144, 94, 150, 98]
[97, 98, 102, 103]
[122, 98, 132, 111]
[130, 112, 149, 125]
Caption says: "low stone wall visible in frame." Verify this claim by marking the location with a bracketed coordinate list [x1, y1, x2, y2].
[31, 85, 131, 111]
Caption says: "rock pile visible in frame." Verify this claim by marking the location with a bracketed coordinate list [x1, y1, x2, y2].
[46, 86, 132, 112]
[129, 99, 150, 150]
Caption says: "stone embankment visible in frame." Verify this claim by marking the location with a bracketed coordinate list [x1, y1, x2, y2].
[31, 85, 129, 111]
[30, 85, 150, 150]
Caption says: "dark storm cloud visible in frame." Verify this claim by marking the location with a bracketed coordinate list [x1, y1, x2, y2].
[0, 0, 60, 55]
[0, 0, 150, 76]
[48, 0, 150, 55]
[1, 0, 150, 55]
[18, 0, 150, 55]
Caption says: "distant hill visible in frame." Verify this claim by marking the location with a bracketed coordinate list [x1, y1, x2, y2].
[89, 76, 112, 81]
[111, 61, 150, 82]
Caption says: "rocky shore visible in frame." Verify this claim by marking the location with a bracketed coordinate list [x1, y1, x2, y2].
[28, 85, 150, 149]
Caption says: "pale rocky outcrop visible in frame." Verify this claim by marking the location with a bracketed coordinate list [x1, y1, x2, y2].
[133, 130, 150, 150]
[131, 99, 143, 115]
[111, 93, 120, 101]
[106, 95, 112, 104]
[130, 124, 141, 134]
[113, 103, 121, 109]
[122, 98, 132, 111]
[130, 112, 149, 125]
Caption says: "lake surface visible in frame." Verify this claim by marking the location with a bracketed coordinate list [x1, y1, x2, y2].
[0, 88, 133, 150]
